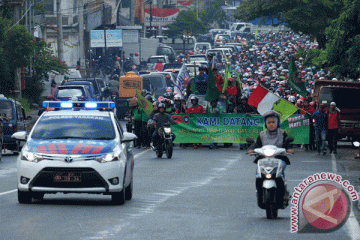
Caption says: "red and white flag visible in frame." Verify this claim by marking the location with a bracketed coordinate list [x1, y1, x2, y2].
[248, 85, 298, 122]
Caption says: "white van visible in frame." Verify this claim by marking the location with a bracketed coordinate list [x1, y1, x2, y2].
[230, 22, 252, 32]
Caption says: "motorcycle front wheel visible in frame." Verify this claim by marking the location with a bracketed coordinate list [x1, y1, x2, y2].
[264, 188, 278, 219]
[166, 142, 173, 159]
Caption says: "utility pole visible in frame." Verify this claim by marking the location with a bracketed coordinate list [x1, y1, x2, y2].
[103, 3, 107, 73]
[196, 0, 199, 20]
[56, 0, 63, 61]
[158, 0, 163, 36]
[78, 0, 85, 75]
[130, 0, 135, 25]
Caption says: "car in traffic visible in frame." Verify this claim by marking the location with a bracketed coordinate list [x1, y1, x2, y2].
[149, 71, 176, 88]
[188, 54, 207, 63]
[0, 96, 31, 154]
[147, 55, 170, 71]
[193, 42, 212, 54]
[55, 85, 93, 101]
[62, 81, 100, 100]
[141, 74, 168, 99]
[66, 78, 105, 100]
[13, 101, 137, 204]
[214, 34, 231, 47]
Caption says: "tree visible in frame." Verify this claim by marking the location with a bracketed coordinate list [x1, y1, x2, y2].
[234, 0, 344, 49]
[198, 0, 226, 28]
[165, 9, 207, 40]
[325, 0, 360, 78]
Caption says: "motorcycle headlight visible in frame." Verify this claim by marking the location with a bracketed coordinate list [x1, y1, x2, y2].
[265, 174, 272, 179]
[164, 127, 172, 134]
[97, 146, 121, 163]
[263, 149, 276, 157]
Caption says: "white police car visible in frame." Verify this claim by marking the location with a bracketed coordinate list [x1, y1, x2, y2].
[12, 101, 137, 205]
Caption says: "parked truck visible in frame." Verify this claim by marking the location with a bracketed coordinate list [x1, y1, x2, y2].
[312, 80, 360, 141]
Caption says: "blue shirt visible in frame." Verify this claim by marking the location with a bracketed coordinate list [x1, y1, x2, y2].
[312, 110, 328, 130]
[195, 73, 208, 94]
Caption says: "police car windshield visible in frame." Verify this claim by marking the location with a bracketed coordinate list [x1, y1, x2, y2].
[31, 115, 115, 140]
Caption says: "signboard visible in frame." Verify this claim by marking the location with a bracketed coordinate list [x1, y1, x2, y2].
[144, 8, 180, 27]
[123, 30, 139, 43]
[119, 73, 143, 98]
[90, 30, 123, 48]
[171, 114, 310, 144]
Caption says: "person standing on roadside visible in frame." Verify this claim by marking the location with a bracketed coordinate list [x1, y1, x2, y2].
[327, 102, 340, 154]
[50, 74, 57, 97]
[312, 104, 328, 155]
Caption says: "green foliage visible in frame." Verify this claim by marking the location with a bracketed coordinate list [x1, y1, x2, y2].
[165, 9, 207, 40]
[4, 25, 34, 70]
[198, 0, 226, 28]
[17, 98, 31, 113]
[295, 48, 327, 72]
[325, 0, 360, 78]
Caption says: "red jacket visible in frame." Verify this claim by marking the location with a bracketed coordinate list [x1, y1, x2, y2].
[215, 74, 224, 92]
[187, 105, 204, 113]
[328, 110, 340, 129]
[225, 85, 237, 97]
[300, 106, 315, 115]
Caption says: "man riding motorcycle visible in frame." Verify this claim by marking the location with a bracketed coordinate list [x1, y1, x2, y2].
[248, 111, 294, 197]
[151, 103, 177, 150]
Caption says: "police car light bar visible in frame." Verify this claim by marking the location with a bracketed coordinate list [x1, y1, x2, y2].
[42, 101, 115, 110]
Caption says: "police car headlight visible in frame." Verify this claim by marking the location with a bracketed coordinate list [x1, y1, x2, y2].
[21, 148, 42, 163]
[164, 127, 172, 134]
[97, 146, 121, 163]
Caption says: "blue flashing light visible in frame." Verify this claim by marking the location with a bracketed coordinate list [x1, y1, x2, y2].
[85, 102, 97, 108]
[42, 102, 47, 108]
[61, 102, 73, 108]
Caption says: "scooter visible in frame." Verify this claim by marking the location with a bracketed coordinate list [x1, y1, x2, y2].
[155, 123, 173, 159]
[247, 137, 293, 219]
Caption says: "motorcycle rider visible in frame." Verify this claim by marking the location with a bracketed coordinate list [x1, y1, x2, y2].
[151, 103, 177, 150]
[248, 111, 294, 198]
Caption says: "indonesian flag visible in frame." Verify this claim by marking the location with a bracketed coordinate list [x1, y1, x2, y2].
[248, 85, 298, 123]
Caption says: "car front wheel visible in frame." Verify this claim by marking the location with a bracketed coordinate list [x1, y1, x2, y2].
[18, 190, 32, 204]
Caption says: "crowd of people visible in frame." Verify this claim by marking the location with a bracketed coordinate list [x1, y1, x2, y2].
[127, 31, 344, 154]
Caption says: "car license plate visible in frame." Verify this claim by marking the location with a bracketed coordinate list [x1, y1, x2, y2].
[54, 172, 82, 182]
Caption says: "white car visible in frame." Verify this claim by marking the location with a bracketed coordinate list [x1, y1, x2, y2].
[14, 101, 137, 205]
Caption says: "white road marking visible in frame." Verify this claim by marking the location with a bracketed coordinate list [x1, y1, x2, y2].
[332, 152, 360, 240]
[0, 189, 17, 196]
[301, 160, 321, 163]
[0, 150, 150, 197]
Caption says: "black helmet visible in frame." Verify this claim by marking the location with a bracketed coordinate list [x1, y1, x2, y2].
[158, 103, 166, 109]
[263, 110, 280, 128]
[190, 96, 199, 102]
[145, 95, 153, 102]
[164, 92, 171, 98]
[241, 96, 248, 101]
[141, 89, 147, 96]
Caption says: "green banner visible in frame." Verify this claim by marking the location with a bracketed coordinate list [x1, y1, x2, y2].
[172, 113, 310, 144]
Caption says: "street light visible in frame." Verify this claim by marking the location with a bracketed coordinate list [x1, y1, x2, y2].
[146, 0, 153, 37]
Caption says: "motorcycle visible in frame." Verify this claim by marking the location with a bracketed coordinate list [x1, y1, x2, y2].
[247, 137, 293, 219]
[155, 123, 173, 159]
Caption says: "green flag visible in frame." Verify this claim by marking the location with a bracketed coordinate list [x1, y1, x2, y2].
[255, 25, 259, 40]
[136, 90, 154, 117]
[237, 72, 242, 95]
[288, 57, 308, 97]
[205, 65, 219, 102]
[272, 98, 299, 123]
[222, 64, 231, 93]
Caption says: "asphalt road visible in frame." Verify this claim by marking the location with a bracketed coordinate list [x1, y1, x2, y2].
[0, 143, 359, 240]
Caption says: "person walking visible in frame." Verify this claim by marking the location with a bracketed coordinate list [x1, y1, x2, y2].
[312, 104, 328, 155]
[50, 74, 57, 97]
[327, 102, 340, 154]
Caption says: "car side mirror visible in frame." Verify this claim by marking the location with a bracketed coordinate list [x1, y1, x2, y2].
[353, 141, 360, 147]
[12, 131, 27, 141]
[121, 132, 137, 143]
